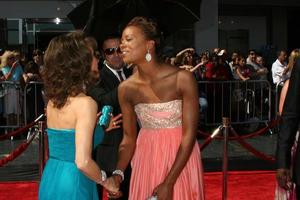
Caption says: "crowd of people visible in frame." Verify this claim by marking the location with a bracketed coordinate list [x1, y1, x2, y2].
[0, 49, 44, 131]
[1, 15, 300, 199]
[0, 37, 296, 129]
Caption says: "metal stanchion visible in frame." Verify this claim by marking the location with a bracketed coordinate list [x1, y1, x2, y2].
[222, 117, 230, 200]
[38, 121, 46, 178]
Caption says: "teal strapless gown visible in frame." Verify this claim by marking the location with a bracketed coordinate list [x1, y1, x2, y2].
[38, 125, 104, 200]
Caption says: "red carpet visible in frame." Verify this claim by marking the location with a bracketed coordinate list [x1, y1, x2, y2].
[204, 171, 276, 200]
[0, 171, 276, 200]
[0, 181, 38, 200]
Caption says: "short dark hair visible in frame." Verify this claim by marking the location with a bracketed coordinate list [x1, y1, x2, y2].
[236, 55, 246, 62]
[101, 33, 121, 50]
[33, 49, 43, 56]
[42, 31, 92, 109]
[24, 61, 39, 74]
[248, 49, 256, 55]
[126, 16, 164, 56]
[277, 50, 287, 57]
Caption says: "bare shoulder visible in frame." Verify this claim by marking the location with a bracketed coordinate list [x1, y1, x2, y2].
[118, 75, 139, 103]
[177, 68, 195, 83]
[72, 95, 97, 112]
[119, 77, 135, 92]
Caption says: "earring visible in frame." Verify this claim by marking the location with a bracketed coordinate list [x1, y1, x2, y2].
[145, 49, 152, 62]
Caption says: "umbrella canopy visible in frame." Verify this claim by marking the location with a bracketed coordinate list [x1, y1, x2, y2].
[68, 0, 201, 41]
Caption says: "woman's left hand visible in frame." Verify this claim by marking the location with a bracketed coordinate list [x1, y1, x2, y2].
[105, 113, 123, 132]
[152, 182, 174, 200]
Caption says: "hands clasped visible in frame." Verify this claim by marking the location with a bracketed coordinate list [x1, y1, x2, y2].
[100, 174, 123, 199]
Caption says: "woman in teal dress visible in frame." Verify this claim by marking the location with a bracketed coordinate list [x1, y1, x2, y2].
[38, 32, 120, 200]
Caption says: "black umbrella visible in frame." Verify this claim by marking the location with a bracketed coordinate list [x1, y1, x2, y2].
[68, 0, 201, 41]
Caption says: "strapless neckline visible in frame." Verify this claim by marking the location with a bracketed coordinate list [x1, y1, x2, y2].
[134, 99, 182, 129]
[135, 99, 182, 107]
[47, 128, 75, 132]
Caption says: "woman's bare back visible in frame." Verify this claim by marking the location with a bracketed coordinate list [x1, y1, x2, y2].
[46, 94, 97, 129]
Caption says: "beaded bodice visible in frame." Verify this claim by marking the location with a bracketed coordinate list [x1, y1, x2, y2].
[134, 99, 182, 129]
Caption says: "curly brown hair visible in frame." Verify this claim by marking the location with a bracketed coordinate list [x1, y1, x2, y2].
[42, 31, 92, 109]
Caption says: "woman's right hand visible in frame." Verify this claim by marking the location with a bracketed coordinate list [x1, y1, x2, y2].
[105, 113, 123, 132]
[102, 176, 123, 199]
[152, 182, 174, 200]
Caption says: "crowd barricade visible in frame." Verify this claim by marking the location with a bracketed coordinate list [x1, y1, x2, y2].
[0, 81, 23, 131]
[23, 81, 45, 125]
[0, 115, 47, 177]
[198, 80, 272, 127]
[0, 81, 45, 135]
[198, 117, 277, 199]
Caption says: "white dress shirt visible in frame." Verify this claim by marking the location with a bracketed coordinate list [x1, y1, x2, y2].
[105, 62, 126, 82]
[271, 59, 289, 85]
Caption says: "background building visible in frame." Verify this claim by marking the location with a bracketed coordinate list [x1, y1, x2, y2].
[0, 0, 299, 60]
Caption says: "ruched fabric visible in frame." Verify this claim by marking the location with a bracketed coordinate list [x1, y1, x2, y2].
[39, 127, 103, 200]
[130, 100, 205, 200]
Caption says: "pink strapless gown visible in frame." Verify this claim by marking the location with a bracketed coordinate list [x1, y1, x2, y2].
[130, 99, 205, 200]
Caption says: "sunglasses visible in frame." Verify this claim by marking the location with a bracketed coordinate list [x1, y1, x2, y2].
[104, 47, 121, 55]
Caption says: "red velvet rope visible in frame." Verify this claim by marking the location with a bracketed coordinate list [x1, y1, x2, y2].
[198, 118, 280, 140]
[199, 125, 275, 162]
[0, 121, 36, 141]
[230, 127, 275, 162]
[200, 137, 213, 151]
[200, 126, 223, 151]
[0, 114, 45, 141]
[0, 130, 38, 167]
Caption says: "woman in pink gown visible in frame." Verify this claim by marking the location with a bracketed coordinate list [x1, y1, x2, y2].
[105, 16, 205, 200]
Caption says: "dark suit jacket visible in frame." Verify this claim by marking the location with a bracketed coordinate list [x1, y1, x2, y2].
[277, 58, 300, 185]
[88, 64, 132, 172]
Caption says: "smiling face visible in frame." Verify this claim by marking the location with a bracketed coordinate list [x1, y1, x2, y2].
[249, 50, 256, 62]
[102, 38, 124, 70]
[120, 26, 151, 65]
[238, 57, 246, 67]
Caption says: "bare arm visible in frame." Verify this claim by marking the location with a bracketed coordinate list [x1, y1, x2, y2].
[236, 67, 249, 81]
[278, 79, 290, 115]
[116, 83, 137, 172]
[164, 70, 199, 185]
[103, 83, 138, 195]
[189, 62, 204, 72]
[74, 97, 103, 184]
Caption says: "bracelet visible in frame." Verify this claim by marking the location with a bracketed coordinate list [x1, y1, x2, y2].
[100, 170, 107, 182]
[112, 169, 124, 181]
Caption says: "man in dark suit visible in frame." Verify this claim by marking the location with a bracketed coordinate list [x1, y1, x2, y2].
[277, 58, 300, 197]
[88, 35, 132, 199]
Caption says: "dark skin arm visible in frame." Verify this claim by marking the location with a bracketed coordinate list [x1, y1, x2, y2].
[105, 71, 200, 199]
[104, 81, 137, 194]
[115, 82, 137, 171]
[153, 70, 199, 200]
